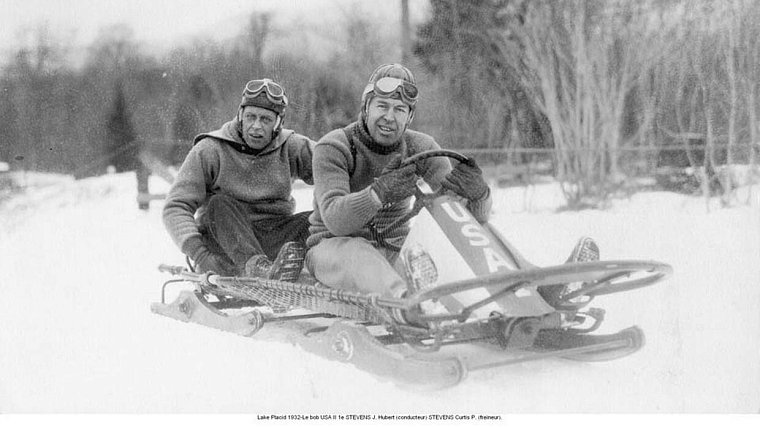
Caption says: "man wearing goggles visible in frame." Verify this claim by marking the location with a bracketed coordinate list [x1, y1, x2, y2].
[370, 77, 419, 104]
[164, 78, 315, 282]
[305, 63, 492, 311]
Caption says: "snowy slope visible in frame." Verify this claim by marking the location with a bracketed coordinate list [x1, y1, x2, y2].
[0, 172, 758, 413]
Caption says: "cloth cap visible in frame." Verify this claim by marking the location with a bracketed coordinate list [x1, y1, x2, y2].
[240, 91, 286, 116]
[368, 63, 416, 86]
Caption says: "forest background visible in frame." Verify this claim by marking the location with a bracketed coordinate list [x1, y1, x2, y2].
[1, 0, 759, 209]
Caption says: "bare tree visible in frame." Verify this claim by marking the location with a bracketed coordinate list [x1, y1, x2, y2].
[509, 0, 674, 207]
[736, 1, 760, 203]
[6, 23, 73, 173]
[239, 13, 271, 74]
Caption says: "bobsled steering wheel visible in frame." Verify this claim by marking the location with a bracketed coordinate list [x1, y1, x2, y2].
[400, 148, 472, 169]
[370, 149, 472, 250]
[372, 150, 673, 325]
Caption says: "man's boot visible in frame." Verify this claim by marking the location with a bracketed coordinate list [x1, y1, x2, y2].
[244, 241, 305, 282]
[566, 236, 600, 264]
[539, 236, 600, 309]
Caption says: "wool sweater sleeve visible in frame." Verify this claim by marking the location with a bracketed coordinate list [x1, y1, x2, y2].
[162, 140, 218, 249]
[312, 141, 381, 236]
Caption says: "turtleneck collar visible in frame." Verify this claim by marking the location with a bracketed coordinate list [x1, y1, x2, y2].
[353, 118, 402, 155]
[193, 117, 294, 156]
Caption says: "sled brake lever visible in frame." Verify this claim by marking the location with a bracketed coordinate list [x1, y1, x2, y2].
[158, 264, 188, 275]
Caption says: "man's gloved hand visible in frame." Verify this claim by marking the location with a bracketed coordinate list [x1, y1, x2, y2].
[181, 236, 238, 275]
[371, 154, 418, 205]
[441, 158, 489, 201]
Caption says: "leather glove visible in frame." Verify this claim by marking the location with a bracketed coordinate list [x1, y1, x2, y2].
[441, 158, 489, 201]
[371, 154, 418, 205]
[181, 236, 238, 275]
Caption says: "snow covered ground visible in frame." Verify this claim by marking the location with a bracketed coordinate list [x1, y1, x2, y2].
[0, 171, 758, 415]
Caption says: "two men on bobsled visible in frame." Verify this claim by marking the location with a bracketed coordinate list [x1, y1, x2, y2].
[163, 64, 598, 318]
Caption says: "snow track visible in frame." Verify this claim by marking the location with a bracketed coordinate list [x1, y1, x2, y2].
[1, 172, 758, 413]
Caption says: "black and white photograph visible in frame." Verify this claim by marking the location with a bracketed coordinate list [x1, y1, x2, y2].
[0, 0, 758, 421]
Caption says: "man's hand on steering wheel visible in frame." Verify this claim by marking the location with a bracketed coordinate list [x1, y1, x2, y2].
[441, 157, 489, 201]
[369, 150, 488, 250]
[371, 154, 418, 205]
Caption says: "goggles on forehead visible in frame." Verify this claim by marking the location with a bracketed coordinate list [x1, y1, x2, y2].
[372, 77, 418, 104]
[244, 79, 288, 105]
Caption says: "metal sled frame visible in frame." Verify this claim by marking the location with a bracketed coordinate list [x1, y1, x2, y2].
[151, 257, 666, 389]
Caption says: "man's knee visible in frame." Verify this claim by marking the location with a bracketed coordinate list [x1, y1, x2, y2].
[306, 237, 362, 273]
[200, 194, 250, 242]
[205, 194, 241, 218]
[306, 237, 404, 295]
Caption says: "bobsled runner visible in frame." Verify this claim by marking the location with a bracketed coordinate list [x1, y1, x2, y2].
[151, 150, 672, 389]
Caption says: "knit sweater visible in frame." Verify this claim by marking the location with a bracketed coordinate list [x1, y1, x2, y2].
[306, 120, 491, 249]
[163, 117, 315, 251]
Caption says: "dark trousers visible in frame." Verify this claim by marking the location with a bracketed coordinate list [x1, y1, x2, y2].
[198, 194, 312, 270]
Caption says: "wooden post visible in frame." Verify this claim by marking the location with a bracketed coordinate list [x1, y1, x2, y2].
[136, 148, 175, 210]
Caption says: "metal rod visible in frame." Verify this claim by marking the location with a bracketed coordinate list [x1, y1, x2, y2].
[467, 339, 630, 372]
[265, 313, 337, 323]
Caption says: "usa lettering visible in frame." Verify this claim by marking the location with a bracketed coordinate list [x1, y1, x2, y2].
[440, 202, 512, 273]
